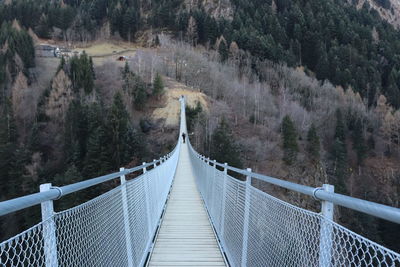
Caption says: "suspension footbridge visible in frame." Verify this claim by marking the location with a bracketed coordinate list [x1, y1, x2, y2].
[0, 97, 400, 267]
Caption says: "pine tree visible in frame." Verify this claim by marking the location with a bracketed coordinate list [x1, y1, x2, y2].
[154, 35, 160, 47]
[124, 126, 147, 163]
[54, 165, 84, 211]
[367, 134, 375, 151]
[69, 52, 95, 94]
[120, 63, 147, 109]
[82, 52, 94, 94]
[36, 14, 51, 39]
[331, 109, 348, 193]
[122, 7, 137, 41]
[281, 115, 298, 165]
[133, 76, 147, 110]
[82, 103, 106, 177]
[307, 123, 320, 162]
[89, 57, 95, 80]
[122, 61, 130, 82]
[153, 73, 164, 97]
[64, 101, 88, 169]
[83, 129, 103, 177]
[211, 118, 242, 169]
[0, 100, 18, 195]
[107, 92, 129, 169]
[335, 109, 346, 142]
[57, 56, 66, 74]
[352, 119, 367, 165]
[218, 41, 229, 62]
[28, 123, 40, 152]
[186, 102, 202, 132]
[332, 138, 347, 193]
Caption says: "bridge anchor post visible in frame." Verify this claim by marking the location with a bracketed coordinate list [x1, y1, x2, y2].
[40, 183, 59, 267]
[318, 184, 334, 267]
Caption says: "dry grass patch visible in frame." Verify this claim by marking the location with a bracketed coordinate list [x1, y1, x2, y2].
[152, 78, 208, 126]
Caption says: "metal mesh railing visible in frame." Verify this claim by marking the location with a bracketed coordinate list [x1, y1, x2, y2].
[0, 145, 179, 267]
[2, 97, 399, 267]
[189, 145, 400, 267]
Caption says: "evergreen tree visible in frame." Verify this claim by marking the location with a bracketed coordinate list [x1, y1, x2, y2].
[121, 7, 138, 41]
[154, 35, 160, 46]
[107, 92, 129, 169]
[331, 109, 348, 193]
[28, 122, 40, 152]
[186, 102, 202, 132]
[121, 65, 147, 109]
[352, 119, 367, 165]
[332, 137, 347, 193]
[211, 118, 242, 169]
[281, 115, 298, 165]
[307, 123, 320, 162]
[0, 100, 19, 196]
[54, 165, 84, 211]
[89, 57, 95, 80]
[124, 126, 147, 163]
[334, 109, 346, 142]
[133, 76, 147, 110]
[153, 73, 164, 97]
[367, 135, 375, 151]
[64, 101, 88, 170]
[69, 52, 95, 94]
[122, 61, 130, 82]
[56, 5, 75, 40]
[82, 103, 109, 177]
[36, 14, 51, 39]
[57, 56, 66, 74]
[218, 41, 229, 62]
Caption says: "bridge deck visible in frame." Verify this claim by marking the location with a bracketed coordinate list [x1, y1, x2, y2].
[148, 143, 225, 267]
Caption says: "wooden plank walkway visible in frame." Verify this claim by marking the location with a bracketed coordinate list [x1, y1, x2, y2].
[148, 143, 226, 267]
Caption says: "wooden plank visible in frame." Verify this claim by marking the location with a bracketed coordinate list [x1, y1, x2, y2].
[148, 144, 226, 266]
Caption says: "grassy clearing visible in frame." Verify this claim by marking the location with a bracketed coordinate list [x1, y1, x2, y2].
[74, 42, 135, 57]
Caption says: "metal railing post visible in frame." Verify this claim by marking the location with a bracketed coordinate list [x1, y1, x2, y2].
[241, 168, 252, 267]
[154, 159, 160, 203]
[210, 160, 217, 215]
[40, 183, 59, 267]
[220, 163, 228, 239]
[119, 168, 134, 267]
[206, 157, 210, 205]
[143, 162, 152, 238]
[319, 184, 335, 267]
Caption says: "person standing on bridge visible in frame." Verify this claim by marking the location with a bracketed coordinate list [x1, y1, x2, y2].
[182, 132, 186, 143]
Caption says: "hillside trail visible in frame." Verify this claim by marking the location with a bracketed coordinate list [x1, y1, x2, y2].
[152, 77, 208, 127]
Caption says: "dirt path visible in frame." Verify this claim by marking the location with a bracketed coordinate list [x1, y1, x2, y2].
[152, 78, 208, 126]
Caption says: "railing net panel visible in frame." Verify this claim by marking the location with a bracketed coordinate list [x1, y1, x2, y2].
[0, 147, 179, 267]
[56, 186, 127, 267]
[189, 145, 400, 267]
[0, 222, 46, 266]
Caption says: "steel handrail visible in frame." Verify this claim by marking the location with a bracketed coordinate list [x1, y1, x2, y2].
[188, 141, 400, 224]
[0, 149, 177, 217]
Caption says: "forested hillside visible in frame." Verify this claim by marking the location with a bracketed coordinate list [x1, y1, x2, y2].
[2, 0, 400, 109]
[0, 23, 173, 239]
[353, 0, 400, 29]
[0, 0, 400, 253]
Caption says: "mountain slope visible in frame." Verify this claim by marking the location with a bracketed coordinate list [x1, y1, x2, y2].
[355, 0, 400, 28]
